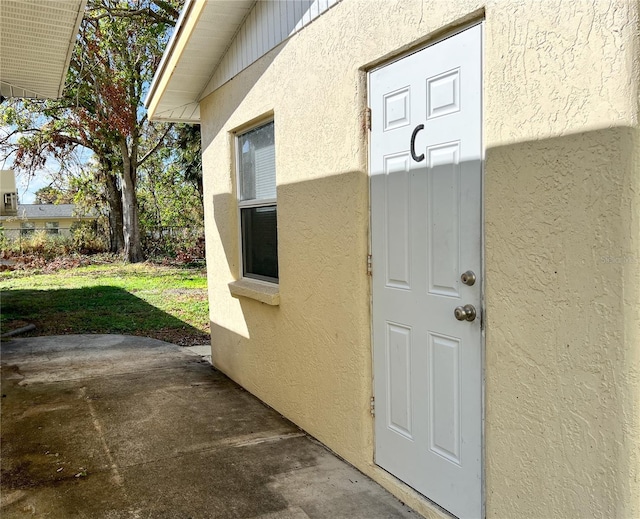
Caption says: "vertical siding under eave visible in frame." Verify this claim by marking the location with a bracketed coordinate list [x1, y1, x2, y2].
[204, 0, 339, 96]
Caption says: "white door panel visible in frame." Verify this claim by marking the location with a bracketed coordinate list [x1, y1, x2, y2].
[370, 25, 483, 519]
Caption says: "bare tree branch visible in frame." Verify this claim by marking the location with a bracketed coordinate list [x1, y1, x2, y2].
[137, 123, 172, 167]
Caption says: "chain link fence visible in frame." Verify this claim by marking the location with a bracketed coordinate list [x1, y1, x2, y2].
[1, 224, 205, 261]
[1, 223, 108, 257]
[141, 226, 205, 261]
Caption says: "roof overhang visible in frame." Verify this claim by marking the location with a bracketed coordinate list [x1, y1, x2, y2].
[145, 0, 256, 123]
[0, 0, 87, 100]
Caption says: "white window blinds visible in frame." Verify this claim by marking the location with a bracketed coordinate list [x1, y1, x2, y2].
[239, 121, 275, 201]
[253, 144, 276, 200]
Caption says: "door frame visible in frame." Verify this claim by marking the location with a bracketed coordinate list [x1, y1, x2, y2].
[365, 19, 486, 516]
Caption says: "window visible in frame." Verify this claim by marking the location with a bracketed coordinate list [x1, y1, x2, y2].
[20, 222, 35, 235]
[45, 221, 59, 235]
[4, 192, 17, 210]
[237, 121, 278, 282]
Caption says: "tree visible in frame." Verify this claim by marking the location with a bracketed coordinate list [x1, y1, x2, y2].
[173, 124, 203, 201]
[34, 186, 75, 205]
[0, 0, 181, 262]
[136, 123, 202, 231]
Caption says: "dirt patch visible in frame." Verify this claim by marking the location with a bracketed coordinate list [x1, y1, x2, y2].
[138, 328, 210, 347]
[0, 254, 120, 274]
[1, 321, 209, 347]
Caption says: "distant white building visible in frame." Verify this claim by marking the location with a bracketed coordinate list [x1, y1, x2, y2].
[1, 203, 98, 239]
[0, 170, 18, 217]
[0, 170, 97, 239]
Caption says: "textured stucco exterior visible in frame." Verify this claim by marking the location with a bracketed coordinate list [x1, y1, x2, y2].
[198, 1, 640, 518]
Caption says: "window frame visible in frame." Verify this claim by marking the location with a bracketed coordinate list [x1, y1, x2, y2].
[45, 221, 60, 235]
[4, 192, 17, 210]
[235, 119, 278, 284]
[20, 221, 35, 235]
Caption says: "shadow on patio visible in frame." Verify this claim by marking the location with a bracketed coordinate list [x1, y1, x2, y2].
[0, 334, 416, 518]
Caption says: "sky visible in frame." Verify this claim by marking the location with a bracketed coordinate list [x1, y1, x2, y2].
[16, 170, 51, 204]
[1, 142, 92, 205]
[1, 156, 55, 204]
[0, 128, 51, 203]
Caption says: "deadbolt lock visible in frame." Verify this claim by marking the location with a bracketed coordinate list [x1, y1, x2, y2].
[454, 304, 477, 322]
[461, 270, 476, 286]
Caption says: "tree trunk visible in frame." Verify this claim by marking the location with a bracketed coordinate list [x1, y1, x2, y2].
[195, 174, 204, 202]
[104, 170, 125, 253]
[120, 139, 144, 262]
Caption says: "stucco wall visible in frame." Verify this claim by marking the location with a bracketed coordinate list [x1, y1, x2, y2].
[483, 2, 639, 517]
[1, 169, 16, 193]
[200, 1, 639, 517]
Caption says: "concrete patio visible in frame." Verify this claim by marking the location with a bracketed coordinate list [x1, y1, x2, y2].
[0, 335, 417, 518]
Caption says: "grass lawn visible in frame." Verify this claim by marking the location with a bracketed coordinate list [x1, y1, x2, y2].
[0, 263, 210, 346]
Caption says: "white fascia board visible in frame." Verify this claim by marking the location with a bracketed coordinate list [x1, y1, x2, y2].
[146, 0, 256, 123]
[145, 0, 204, 118]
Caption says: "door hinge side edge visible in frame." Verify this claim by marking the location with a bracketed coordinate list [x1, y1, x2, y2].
[367, 254, 372, 276]
[370, 396, 375, 416]
[366, 107, 372, 131]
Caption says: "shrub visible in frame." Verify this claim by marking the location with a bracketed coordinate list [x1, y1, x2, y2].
[0, 223, 107, 261]
[15, 230, 73, 259]
[142, 227, 204, 260]
[0, 226, 9, 257]
[70, 222, 108, 254]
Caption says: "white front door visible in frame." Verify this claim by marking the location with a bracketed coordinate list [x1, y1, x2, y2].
[370, 25, 483, 519]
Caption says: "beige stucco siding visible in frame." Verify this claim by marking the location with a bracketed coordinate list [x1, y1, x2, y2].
[200, 1, 639, 517]
[0, 169, 17, 195]
[483, 3, 639, 516]
[485, 126, 640, 518]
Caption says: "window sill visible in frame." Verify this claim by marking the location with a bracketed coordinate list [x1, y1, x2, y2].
[228, 279, 280, 306]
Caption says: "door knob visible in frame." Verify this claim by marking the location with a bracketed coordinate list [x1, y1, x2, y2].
[460, 270, 476, 286]
[454, 304, 477, 322]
